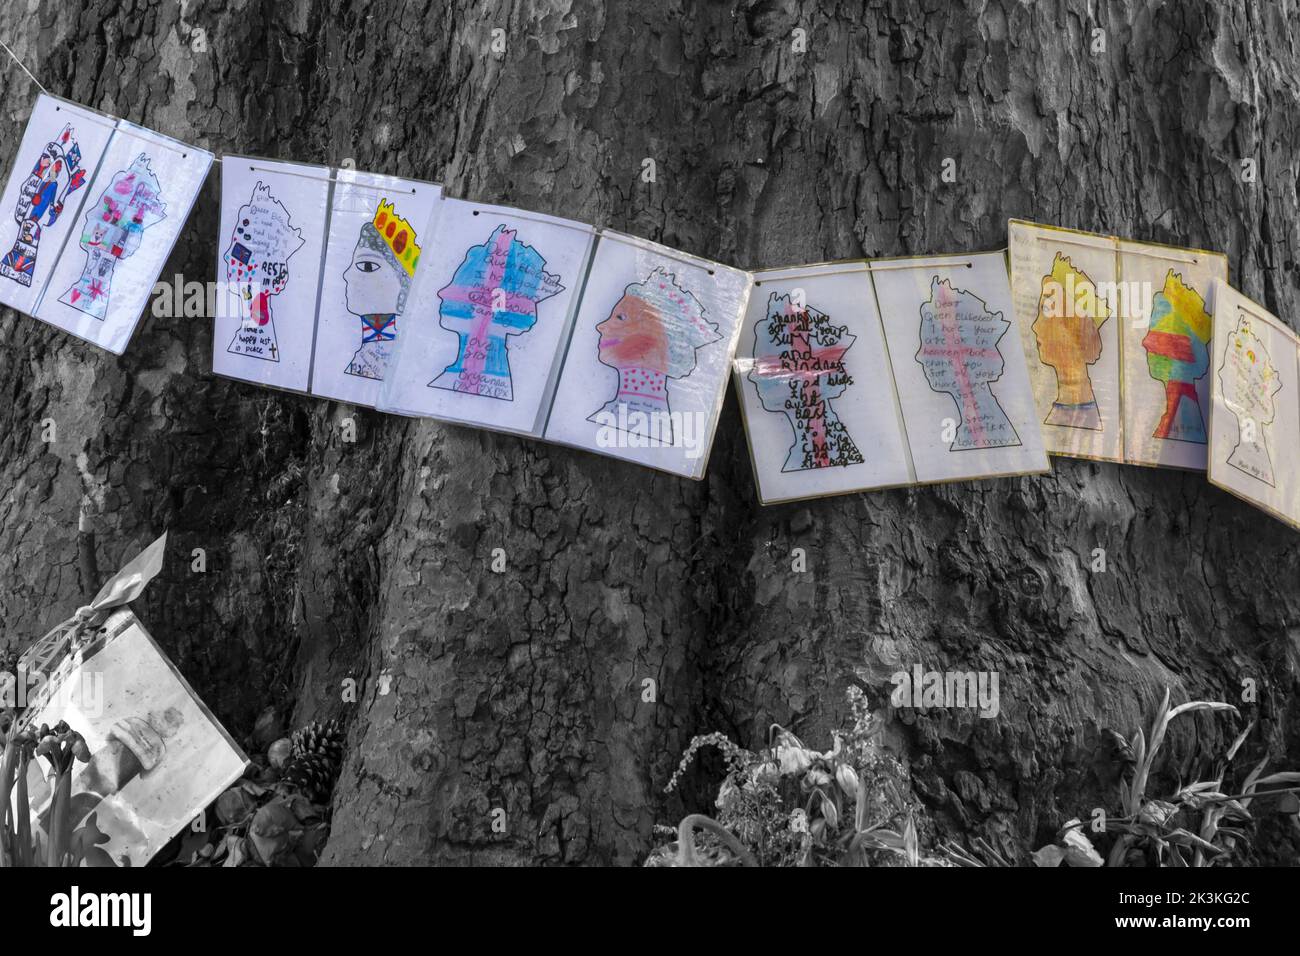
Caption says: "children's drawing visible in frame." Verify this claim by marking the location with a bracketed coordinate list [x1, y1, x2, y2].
[428, 224, 563, 400]
[587, 267, 720, 445]
[1218, 314, 1283, 486]
[915, 277, 1021, 450]
[748, 292, 864, 471]
[1141, 269, 1212, 443]
[225, 183, 305, 362]
[1, 125, 86, 286]
[1032, 253, 1111, 430]
[343, 199, 422, 380]
[56, 153, 166, 320]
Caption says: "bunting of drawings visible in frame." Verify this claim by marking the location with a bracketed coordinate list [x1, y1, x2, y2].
[734, 252, 1048, 504]
[1, 90, 1299, 523]
[0, 94, 211, 353]
[1008, 220, 1229, 470]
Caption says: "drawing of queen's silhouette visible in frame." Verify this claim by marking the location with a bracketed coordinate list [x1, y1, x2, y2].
[1219, 314, 1283, 486]
[343, 199, 422, 380]
[1, 124, 86, 286]
[1032, 253, 1111, 429]
[588, 267, 720, 445]
[429, 224, 563, 400]
[57, 153, 166, 320]
[915, 277, 1021, 450]
[1141, 269, 1212, 443]
[748, 292, 864, 470]
[225, 183, 305, 362]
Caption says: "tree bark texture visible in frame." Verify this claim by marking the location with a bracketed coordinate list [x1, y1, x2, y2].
[0, 0, 1297, 865]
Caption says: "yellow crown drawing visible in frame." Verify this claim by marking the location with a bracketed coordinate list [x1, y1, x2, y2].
[1049, 253, 1110, 326]
[1158, 270, 1211, 344]
[373, 200, 421, 277]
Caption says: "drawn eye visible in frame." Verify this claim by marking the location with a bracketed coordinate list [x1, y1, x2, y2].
[356, 260, 381, 273]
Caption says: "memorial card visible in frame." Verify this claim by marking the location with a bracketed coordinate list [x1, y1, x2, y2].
[735, 262, 911, 504]
[544, 231, 750, 479]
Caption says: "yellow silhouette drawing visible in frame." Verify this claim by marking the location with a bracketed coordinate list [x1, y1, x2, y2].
[1032, 253, 1111, 430]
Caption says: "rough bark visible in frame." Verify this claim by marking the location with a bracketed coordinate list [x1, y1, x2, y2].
[0, 0, 1296, 866]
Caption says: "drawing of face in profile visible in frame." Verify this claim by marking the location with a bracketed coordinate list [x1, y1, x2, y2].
[343, 199, 421, 381]
[749, 292, 864, 471]
[1033, 253, 1111, 430]
[429, 224, 563, 401]
[1, 124, 86, 287]
[224, 182, 305, 363]
[58, 153, 166, 321]
[915, 276, 1021, 450]
[588, 267, 720, 446]
[1141, 269, 1212, 444]
[1219, 314, 1283, 486]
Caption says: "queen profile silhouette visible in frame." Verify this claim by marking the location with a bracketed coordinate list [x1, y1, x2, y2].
[587, 267, 720, 445]
[1141, 270, 1212, 444]
[58, 153, 166, 320]
[225, 183, 305, 363]
[1, 124, 86, 287]
[915, 276, 1020, 450]
[1032, 254, 1111, 430]
[429, 224, 563, 401]
[748, 292, 864, 471]
[343, 199, 422, 380]
[1219, 314, 1283, 486]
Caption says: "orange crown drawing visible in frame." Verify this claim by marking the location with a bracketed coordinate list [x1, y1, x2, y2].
[373, 200, 421, 277]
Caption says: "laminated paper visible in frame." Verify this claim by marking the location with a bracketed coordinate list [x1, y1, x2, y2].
[734, 262, 911, 504]
[0, 94, 211, 353]
[1206, 279, 1300, 530]
[212, 155, 331, 393]
[736, 252, 1048, 504]
[380, 197, 594, 434]
[544, 230, 751, 479]
[1009, 219, 1228, 469]
[22, 609, 249, 868]
[874, 251, 1049, 484]
[308, 170, 442, 408]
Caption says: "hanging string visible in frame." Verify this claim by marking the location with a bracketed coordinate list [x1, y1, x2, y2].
[0, 37, 49, 96]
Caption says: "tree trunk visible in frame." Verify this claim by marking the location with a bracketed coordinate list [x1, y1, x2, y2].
[0, 0, 1296, 866]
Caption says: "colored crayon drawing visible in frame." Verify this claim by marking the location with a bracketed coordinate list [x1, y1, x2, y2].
[916, 277, 1021, 450]
[429, 224, 563, 401]
[343, 199, 422, 381]
[748, 292, 864, 471]
[1142, 270, 1212, 444]
[1, 124, 86, 287]
[224, 183, 304, 363]
[1219, 314, 1282, 486]
[587, 267, 720, 446]
[1033, 253, 1110, 430]
[58, 153, 166, 320]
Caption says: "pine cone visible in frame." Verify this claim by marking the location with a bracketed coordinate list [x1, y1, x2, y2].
[282, 719, 345, 803]
[282, 752, 337, 804]
[291, 718, 344, 763]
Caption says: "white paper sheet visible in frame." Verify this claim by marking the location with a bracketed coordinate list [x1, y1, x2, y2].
[0, 95, 115, 318]
[380, 197, 595, 434]
[874, 251, 1049, 483]
[22, 611, 248, 868]
[308, 171, 442, 407]
[544, 231, 750, 478]
[33, 122, 212, 354]
[735, 262, 912, 503]
[1118, 241, 1228, 470]
[1207, 279, 1300, 529]
[212, 155, 330, 393]
[1009, 220, 1123, 462]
